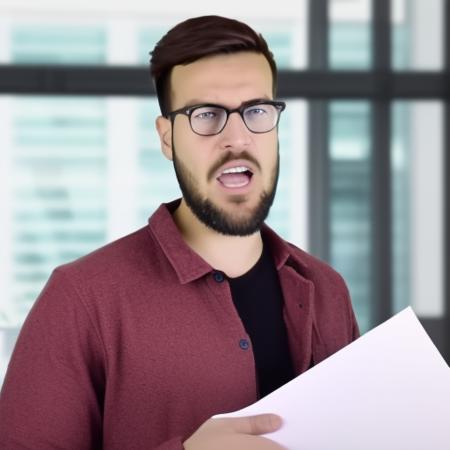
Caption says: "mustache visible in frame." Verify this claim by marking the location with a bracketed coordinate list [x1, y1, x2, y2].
[207, 151, 261, 182]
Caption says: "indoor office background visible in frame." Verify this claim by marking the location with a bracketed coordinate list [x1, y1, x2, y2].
[0, 0, 449, 385]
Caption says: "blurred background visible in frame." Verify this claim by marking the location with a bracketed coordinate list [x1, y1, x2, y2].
[0, 0, 449, 385]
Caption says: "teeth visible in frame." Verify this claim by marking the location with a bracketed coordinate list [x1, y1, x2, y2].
[221, 166, 250, 174]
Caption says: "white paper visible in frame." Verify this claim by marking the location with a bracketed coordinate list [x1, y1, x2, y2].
[216, 307, 450, 450]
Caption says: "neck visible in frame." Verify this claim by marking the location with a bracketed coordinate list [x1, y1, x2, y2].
[173, 198, 263, 278]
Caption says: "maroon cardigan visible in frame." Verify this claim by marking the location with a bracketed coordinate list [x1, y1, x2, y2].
[0, 200, 359, 449]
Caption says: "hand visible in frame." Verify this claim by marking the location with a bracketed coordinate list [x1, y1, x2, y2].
[183, 413, 286, 450]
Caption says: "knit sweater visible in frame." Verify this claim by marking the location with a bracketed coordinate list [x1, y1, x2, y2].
[0, 200, 359, 449]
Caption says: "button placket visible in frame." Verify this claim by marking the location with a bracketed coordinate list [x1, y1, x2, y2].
[206, 271, 253, 357]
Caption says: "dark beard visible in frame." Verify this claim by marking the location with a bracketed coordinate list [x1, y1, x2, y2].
[172, 145, 279, 237]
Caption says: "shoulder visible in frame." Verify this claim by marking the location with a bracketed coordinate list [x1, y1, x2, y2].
[285, 242, 348, 293]
[262, 223, 347, 293]
[36, 224, 167, 321]
[282, 240, 351, 315]
[58, 226, 155, 281]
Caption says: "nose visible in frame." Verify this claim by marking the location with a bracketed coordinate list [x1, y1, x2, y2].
[218, 111, 251, 150]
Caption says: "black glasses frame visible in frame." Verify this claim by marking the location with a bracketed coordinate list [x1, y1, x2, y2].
[165, 100, 286, 136]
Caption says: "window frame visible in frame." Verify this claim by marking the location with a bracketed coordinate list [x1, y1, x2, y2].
[0, 0, 448, 361]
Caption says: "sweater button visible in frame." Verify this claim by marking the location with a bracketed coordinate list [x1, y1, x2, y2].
[239, 339, 250, 350]
[213, 271, 225, 283]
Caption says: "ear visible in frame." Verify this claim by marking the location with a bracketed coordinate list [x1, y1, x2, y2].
[156, 116, 173, 161]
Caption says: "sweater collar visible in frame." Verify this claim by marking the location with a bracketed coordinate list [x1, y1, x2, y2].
[148, 199, 308, 284]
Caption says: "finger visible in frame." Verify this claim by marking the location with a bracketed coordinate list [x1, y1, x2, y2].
[227, 414, 283, 435]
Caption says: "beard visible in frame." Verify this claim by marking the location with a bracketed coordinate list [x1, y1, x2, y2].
[172, 144, 279, 237]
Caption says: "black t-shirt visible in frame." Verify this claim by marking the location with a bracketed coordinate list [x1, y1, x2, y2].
[228, 243, 296, 398]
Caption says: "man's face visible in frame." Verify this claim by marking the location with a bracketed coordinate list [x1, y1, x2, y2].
[157, 51, 280, 236]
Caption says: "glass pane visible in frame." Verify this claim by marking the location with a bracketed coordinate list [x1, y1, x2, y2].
[0, 96, 109, 383]
[392, 0, 444, 70]
[0, 4, 308, 69]
[0, 94, 307, 384]
[8, 97, 108, 316]
[266, 100, 308, 248]
[329, 101, 372, 332]
[11, 26, 107, 64]
[391, 101, 444, 316]
[137, 99, 181, 224]
[329, 0, 373, 69]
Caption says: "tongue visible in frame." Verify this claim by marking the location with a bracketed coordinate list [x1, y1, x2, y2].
[218, 173, 250, 188]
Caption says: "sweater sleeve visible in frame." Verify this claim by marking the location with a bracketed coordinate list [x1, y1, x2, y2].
[0, 270, 194, 450]
[0, 269, 105, 449]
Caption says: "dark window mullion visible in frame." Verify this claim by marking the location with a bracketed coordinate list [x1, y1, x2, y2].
[444, 0, 450, 361]
[371, 0, 393, 325]
[1, 66, 448, 98]
[308, 0, 330, 261]
[308, 101, 330, 261]
[308, 0, 329, 70]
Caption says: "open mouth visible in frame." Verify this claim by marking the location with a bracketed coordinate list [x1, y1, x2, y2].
[216, 166, 254, 188]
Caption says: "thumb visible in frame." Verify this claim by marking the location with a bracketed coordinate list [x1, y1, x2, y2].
[227, 413, 283, 435]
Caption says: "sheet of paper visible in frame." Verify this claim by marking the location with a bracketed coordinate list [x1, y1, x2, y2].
[216, 307, 450, 450]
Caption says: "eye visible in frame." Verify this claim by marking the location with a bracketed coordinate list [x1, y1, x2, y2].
[192, 107, 222, 121]
[246, 106, 268, 116]
[195, 111, 216, 120]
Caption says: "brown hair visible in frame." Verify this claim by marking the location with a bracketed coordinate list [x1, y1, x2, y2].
[150, 15, 278, 116]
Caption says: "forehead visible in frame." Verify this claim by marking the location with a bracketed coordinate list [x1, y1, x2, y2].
[170, 52, 273, 109]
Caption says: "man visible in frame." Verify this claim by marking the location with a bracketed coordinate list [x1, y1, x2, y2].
[0, 15, 359, 450]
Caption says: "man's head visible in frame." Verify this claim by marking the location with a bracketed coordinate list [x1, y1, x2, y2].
[150, 15, 278, 117]
[150, 16, 284, 236]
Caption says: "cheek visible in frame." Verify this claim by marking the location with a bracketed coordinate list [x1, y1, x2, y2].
[260, 136, 279, 168]
[173, 129, 211, 180]
[173, 127, 196, 163]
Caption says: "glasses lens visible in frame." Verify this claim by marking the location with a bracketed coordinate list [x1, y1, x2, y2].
[190, 106, 227, 136]
[243, 103, 280, 133]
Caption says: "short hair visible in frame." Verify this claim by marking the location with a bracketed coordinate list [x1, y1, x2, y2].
[150, 15, 278, 117]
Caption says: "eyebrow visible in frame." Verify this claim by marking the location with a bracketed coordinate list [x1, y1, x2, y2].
[184, 97, 273, 109]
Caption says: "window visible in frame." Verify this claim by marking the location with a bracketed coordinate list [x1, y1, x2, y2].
[0, 0, 448, 384]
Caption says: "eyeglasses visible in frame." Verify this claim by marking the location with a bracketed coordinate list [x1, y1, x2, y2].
[165, 100, 286, 136]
